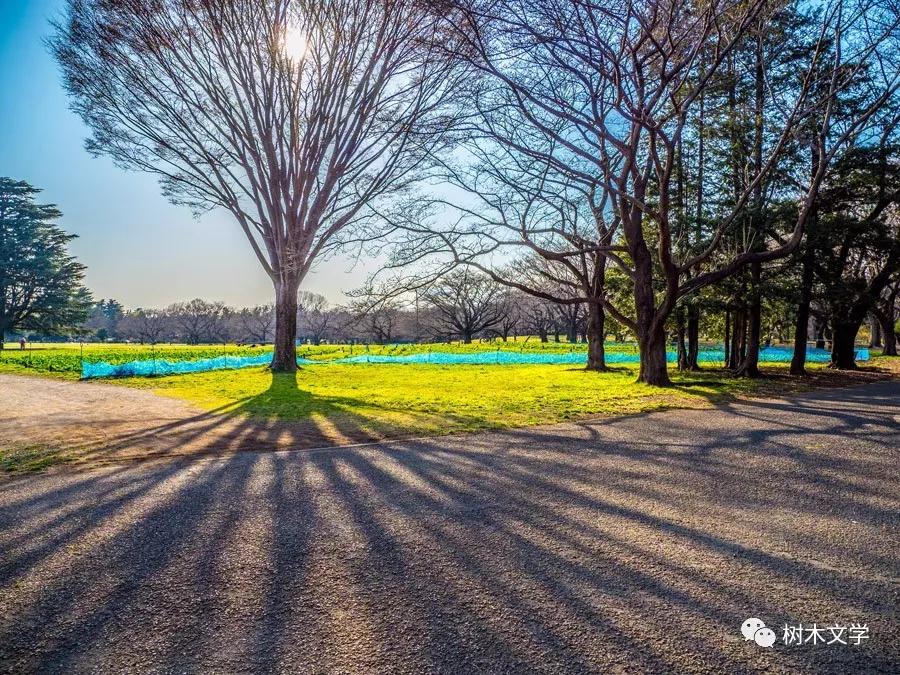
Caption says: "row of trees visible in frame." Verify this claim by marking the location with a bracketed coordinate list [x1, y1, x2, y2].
[52, 0, 900, 381]
[63, 273, 615, 346]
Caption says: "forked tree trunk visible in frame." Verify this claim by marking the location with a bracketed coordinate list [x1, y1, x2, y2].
[830, 321, 861, 370]
[271, 276, 300, 372]
[585, 301, 606, 371]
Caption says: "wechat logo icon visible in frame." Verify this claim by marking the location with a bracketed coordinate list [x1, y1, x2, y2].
[742, 618, 777, 648]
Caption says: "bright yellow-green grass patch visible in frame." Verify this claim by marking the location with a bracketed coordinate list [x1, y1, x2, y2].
[114, 363, 810, 438]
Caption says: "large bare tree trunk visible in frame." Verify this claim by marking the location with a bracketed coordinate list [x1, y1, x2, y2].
[271, 277, 300, 373]
[585, 301, 606, 371]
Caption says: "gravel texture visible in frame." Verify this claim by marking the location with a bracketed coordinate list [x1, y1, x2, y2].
[1, 380, 898, 673]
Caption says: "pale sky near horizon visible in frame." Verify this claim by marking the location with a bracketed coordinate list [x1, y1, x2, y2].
[0, 0, 377, 308]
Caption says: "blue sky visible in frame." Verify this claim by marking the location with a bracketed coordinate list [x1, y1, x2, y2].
[0, 0, 367, 308]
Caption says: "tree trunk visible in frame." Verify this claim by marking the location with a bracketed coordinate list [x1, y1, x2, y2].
[271, 277, 300, 372]
[815, 322, 826, 350]
[585, 301, 606, 371]
[637, 322, 670, 386]
[676, 308, 688, 371]
[728, 307, 745, 370]
[790, 245, 814, 375]
[830, 321, 861, 370]
[632, 241, 671, 385]
[736, 264, 762, 377]
[724, 309, 731, 367]
[687, 305, 700, 370]
[880, 317, 897, 356]
[869, 316, 882, 348]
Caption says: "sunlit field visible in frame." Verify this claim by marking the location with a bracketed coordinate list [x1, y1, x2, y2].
[2, 343, 896, 461]
[0, 339, 637, 378]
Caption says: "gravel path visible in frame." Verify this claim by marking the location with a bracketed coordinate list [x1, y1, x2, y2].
[1, 380, 898, 673]
[0, 374, 388, 464]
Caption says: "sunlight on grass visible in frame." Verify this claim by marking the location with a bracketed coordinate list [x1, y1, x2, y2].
[114, 363, 790, 437]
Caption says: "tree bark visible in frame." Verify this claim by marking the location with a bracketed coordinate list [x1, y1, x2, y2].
[738, 33, 766, 378]
[585, 301, 606, 371]
[830, 321, 861, 369]
[637, 322, 670, 386]
[271, 276, 300, 372]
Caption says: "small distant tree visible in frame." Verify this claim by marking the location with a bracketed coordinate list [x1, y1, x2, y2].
[297, 292, 332, 345]
[423, 270, 505, 343]
[119, 308, 172, 344]
[84, 298, 124, 340]
[236, 304, 275, 344]
[0, 178, 92, 348]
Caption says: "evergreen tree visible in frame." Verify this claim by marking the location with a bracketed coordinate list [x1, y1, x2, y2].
[0, 178, 92, 348]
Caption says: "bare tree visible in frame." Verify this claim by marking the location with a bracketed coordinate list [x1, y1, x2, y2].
[350, 298, 405, 344]
[297, 291, 332, 345]
[236, 304, 275, 343]
[119, 309, 172, 344]
[169, 299, 229, 344]
[422, 270, 505, 342]
[52, 0, 463, 371]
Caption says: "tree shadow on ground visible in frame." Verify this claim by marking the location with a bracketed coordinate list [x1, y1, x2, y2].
[0, 380, 897, 672]
[66, 370, 488, 466]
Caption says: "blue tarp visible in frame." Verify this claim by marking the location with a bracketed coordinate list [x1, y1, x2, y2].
[81, 345, 869, 379]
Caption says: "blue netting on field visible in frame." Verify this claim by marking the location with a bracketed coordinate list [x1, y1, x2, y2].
[80, 345, 868, 379]
[81, 352, 280, 378]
